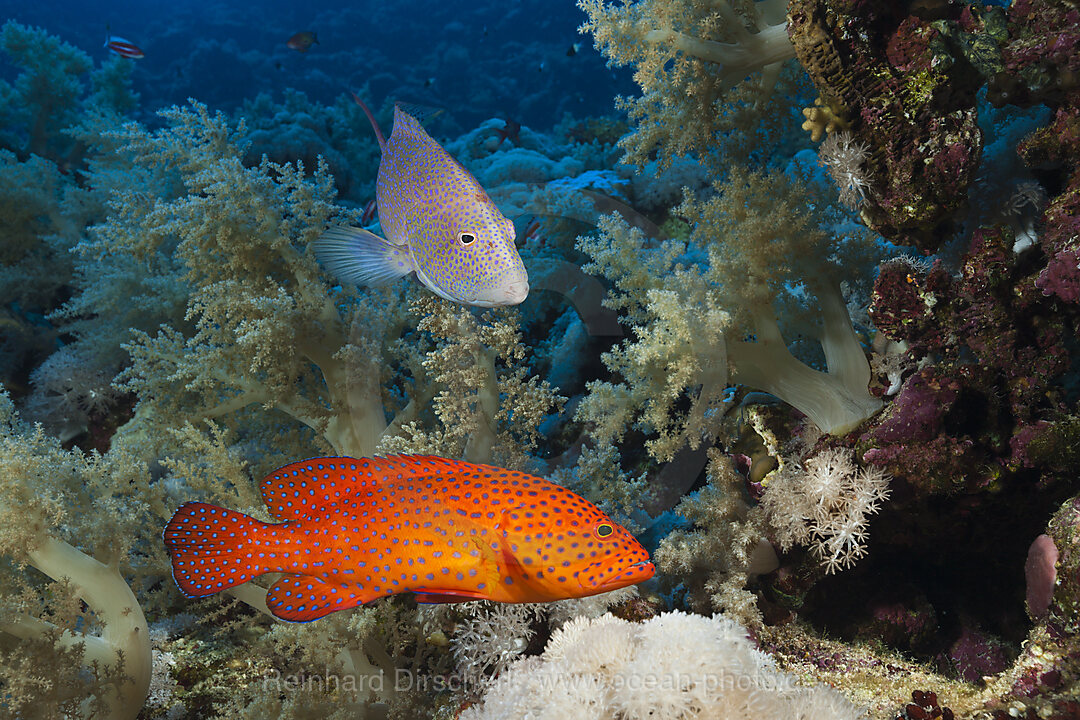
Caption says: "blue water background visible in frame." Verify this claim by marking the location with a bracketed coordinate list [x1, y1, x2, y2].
[0, 0, 635, 130]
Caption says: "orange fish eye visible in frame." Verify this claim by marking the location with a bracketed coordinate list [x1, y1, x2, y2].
[458, 231, 476, 246]
[596, 523, 613, 538]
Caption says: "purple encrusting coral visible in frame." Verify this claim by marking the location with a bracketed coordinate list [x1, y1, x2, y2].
[862, 222, 1078, 496]
[787, 0, 993, 251]
[992, 0, 1080, 307]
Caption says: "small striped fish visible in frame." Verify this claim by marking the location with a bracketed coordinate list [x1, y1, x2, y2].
[104, 35, 144, 59]
[312, 99, 529, 307]
[163, 455, 653, 622]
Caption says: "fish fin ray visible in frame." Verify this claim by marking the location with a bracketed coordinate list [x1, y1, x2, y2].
[393, 102, 445, 129]
[375, 454, 512, 481]
[260, 455, 491, 520]
[266, 574, 380, 622]
[311, 225, 412, 288]
[349, 93, 386, 151]
[163, 502, 270, 598]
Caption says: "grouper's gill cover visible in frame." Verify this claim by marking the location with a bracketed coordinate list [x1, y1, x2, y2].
[312, 104, 529, 307]
[163, 455, 654, 622]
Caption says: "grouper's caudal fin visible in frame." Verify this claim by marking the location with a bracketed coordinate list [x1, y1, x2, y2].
[310, 226, 414, 288]
[350, 92, 386, 152]
[163, 501, 278, 598]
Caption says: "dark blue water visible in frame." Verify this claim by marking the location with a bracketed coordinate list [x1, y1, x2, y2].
[0, 0, 634, 130]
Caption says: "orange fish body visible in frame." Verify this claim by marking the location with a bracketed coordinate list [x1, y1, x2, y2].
[164, 455, 654, 622]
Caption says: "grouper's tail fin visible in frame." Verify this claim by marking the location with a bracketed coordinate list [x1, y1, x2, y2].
[163, 501, 273, 598]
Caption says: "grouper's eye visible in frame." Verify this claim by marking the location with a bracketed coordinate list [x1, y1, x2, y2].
[596, 523, 613, 538]
[457, 231, 476, 246]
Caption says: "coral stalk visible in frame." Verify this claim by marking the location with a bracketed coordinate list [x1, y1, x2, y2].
[729, 285, 881, 435]
[17, 535, 150, 719]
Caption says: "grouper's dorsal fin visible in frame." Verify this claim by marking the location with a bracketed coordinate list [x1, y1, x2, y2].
[392, 102, 445, 137]
[260, 457, 381, 521]
[259, 455, 488, 521]
[350, 92, 387, 152]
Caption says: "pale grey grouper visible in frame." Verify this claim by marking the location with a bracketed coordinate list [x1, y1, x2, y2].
[312, 100, 529, 307]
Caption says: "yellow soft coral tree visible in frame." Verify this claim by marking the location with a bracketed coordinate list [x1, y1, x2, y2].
[653, 448, 774, 624]
[378, 294, 564, 469]
[578, 0, 796, 171]
[577, 168, 882, 461]
[0, 391, 152, 720]
[94, 103, 390, 458]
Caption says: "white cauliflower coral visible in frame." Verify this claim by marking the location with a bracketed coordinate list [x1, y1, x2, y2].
[461, 611, 865, 720]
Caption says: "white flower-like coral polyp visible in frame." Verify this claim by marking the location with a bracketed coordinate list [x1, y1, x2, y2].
[818, 130, 873, 210]
[763, 447, 892, 573]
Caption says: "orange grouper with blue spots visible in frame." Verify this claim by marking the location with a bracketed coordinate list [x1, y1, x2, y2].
[163, 455, 654, 622]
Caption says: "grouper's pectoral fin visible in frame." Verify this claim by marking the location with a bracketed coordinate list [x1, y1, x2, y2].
[408, 529, 508, 604]
[266, 574, 385, 623]
[311, 225, 413, 289]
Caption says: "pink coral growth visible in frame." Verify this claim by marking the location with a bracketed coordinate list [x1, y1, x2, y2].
[1025, 533, 1058, 620]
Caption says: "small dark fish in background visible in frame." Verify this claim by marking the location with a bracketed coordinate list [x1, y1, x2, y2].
[287, 31, 318, 53]
[567, 43, 581, 57]
[104, 34, 144, 59]
[522, 217, 542, 245]
[424, 77, 436, 88]
[494, 119, 521, 148]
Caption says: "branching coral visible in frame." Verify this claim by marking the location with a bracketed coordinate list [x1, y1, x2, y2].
[80, 101, 391, 458]
[378, 294, 565, 469]
[450, 602, 542, 692]
[578, 0, 796, 172]
[0, 21, 92, 160]
[22, 343, 120, 442]
[0, 148, 90, 387]
[817, 130, 872, 211]
[654, 448, 774, 625]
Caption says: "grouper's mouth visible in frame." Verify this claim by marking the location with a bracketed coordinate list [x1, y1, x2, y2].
[582, 558, 655, 592]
